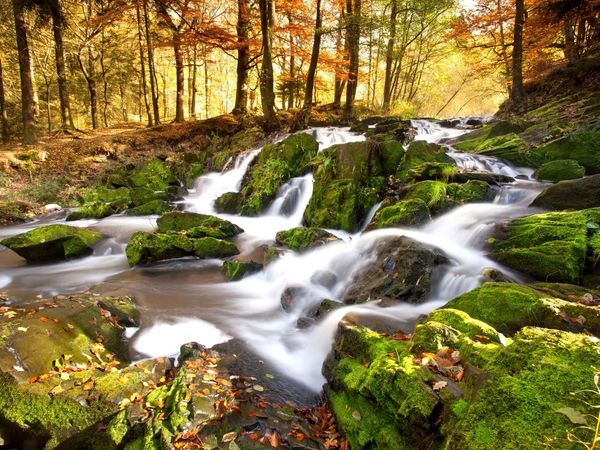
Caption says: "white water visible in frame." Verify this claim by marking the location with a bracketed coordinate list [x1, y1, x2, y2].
[0, 121, 546, 393]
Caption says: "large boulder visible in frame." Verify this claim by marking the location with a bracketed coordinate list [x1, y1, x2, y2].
[0, 224, 103, 262]
[156, 211, 243, 238]
[396, 141, 455, 183]
[531, 174, 600, 210]
[343, 236, 445, 305]
[533, 159, 585, 182]
[368, 198, 431, 228]
[304, 139, 405, 231]
[489, 208, 600, 284]
[275, 227, 340, 251]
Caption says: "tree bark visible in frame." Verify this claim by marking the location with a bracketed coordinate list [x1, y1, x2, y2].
[344, 0, 361, 118]
[233, 0, 250, 115]
[50, 1, 74, 129]
[333, 6, 346, 108]
[136, 3, 152, 126]
[382, 0, 397, 113]
[87, 47, 98, 129]
[173, 33, 185, 122]
[189, 46, 197, 118]
[143, 0, 160, 125]
[303, 0, 322, 109]
[12, 0, 37, 144]
[0, 59, 9, 142]
[258, 0, 279, 128]
[510, 0, 525, 104]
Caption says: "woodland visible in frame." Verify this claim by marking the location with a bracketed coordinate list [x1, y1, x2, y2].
[0, 0, 599, 449]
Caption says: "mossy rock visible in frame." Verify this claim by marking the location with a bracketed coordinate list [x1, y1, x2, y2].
[126, 200, 171, 216]
[368, 198, 431, 229]
[533, 159, 585, 182]
[0, 200, 35, 225]
[156, 212, 243, 238]
[130, 188, 169, 207]
[275, 227, 340, 251]
[0, 224, 104, 262]
[446, 282, 600, 336]
[222, 260, 262, 281]
[192, 237, 239, 259]
[531, 174, 600, 211]
[128, 159, 179, 191]
[397, 141, 455, 182]
[490, 208, 600, 283]
[237, 133, 319, 215]
[67, 186, 132, 221]
[405, 162, 458, 182]
[214, 192, 242, 214]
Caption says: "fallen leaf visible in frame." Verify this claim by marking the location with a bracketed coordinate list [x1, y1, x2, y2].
[49, 385, 64, 395]
[13, 365, 25, 372]
[253, 384, 264, 392]
[17, 327, 28, 332]
[222, 431, 237, 443]
[351, 410, 361, 421]
[556, 407, 588, 425]
[432, 381, 448, 391]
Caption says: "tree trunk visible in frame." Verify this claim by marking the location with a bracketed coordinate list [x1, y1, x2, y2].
[50, 2, 74, 129]
[204, 59, 209, 118]
[233, 0, 250, 114]
[136, 3, 152, 126]
[303, 0, 322, 109]
[344, 0, 361, 118]
[382, 0, 397, 113]
[258, 0, 279, 128]
[44, 78, 51, 132]
[143, 0, 160, 125]
[119, 83, 128, 121]
[510, 0, 525, 104]
[173, 32, 185, 122]
[12, 0, 37, 144]
[0, 59, 9, 142]
[100, 35, 109, 128]
[87, 47, 99, 129]
[564, 18, 577, 64]
[189, 46, 197, 118]
[333, 7, 346, 108]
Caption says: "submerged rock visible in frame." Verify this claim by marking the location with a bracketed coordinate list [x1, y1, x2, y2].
[343, 236, 445, 305]
[533, 159, 585, 182]
[275, 227, 340, 251]
[0, 224, 104, 262]
[489, 208, 600, 284]
[222, 260, 262, 281]
[531, 173, 600, 210]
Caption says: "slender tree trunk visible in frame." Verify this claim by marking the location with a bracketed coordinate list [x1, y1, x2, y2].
[136, 3, 152, 126]
[143, 0, 160, 125]
[189, 46, 197, 118]
[333, 7, 345, 108]
[344, 0, 361, 118]
[44, 78, 51, 131]
[12, 0, 37, 144]
[204, 59, 209, 118]
[382, 0, 397, 113]
[510, 0, 525, 104]
[173, 32, 185, 122]
[0, 59, 9, 142]
[233, 0, 250, 114]
[258, 0, 279, 128]
[564, 18, 577, 63]
[87, 48, 99, 129]
[100, 37, 109, 127]
[50, 3, 74, 129]
[119, 83, 128, 121]
[303, 0, 322, 109]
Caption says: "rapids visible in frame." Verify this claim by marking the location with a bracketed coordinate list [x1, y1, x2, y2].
[0, 120, 548, 399]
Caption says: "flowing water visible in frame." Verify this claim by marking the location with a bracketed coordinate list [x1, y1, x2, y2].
[0, 121, 548, 401]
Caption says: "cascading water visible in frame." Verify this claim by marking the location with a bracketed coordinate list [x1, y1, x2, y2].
[0, 121, 547, 395]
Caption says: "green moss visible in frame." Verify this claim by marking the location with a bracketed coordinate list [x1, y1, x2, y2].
[369, 198, 431, 228]
[1, 224, 104, 262]
[405, 162, 457, 182]
[397, 141, 455, 182]
[427, 309, 501, 343]
[130, 188, 169, 207]
[126, 200, 171, 216]
[490, 209, 600, 283]
[67, 186, 132, 220]
[129, 159, 179, 192]
[530, 127, 600, 173]
[125, 231, 194, 266]
[446, 282, 600, 335]
[156, 212, 242, 237]
[534, 159, 585, 182]
[275, 227, 338, 251]
[222, 260, 262, 281]
[192, 237, 239, 259]
[214, 192, 242, 214]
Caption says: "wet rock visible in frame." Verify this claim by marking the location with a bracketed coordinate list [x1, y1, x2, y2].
[157, 211, 243, 237]
[489, 208, 600, 284]
[222, 260, 263, 281]
[368, 198, 431, 228]
[275, 227, 340, 251]
[0, 200, 35, 225]
[343, 236, 445, 305]
[280, 286, 307, 311]
[531, 173, 600, 210]
[310, 270, 338, 289]
[214, 191, 242, 214]
[397, 140, 455, 183]
[125, 199, 170, 216]
[448, 172, 514, 185]
[310, 299, 343, 319]
[533, 159, 585, 182]
[0, 224, 104, 262]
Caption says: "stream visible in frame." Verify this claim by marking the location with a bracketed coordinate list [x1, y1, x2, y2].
[0, 121, 548, 404]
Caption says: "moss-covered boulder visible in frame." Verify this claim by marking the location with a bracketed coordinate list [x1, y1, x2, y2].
[125, 231, 239, 266]
[446, 282, 600, 336]
[489, 208, 600, 284]
[397, 141, 455, 183]
[125, 199, 170, 216]
[222, 260, 262, 281]
[214, 191, 242, 214]
[236, 133, 319, 215]
[533, 159, 585, 182]
[368, 198, 431, 228]
[0, 224, 104, 262]
[531, 174, 600, 210]
[275, 227, 340, 251]
[304, 139, 405, 231]
[343, 236, 445, 305]
[156, 211, 243, 238]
